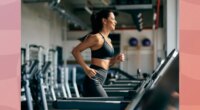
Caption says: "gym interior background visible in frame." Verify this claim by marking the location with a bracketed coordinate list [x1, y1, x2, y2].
[22, 0, 178, 74]
[21, 0, 179, 110]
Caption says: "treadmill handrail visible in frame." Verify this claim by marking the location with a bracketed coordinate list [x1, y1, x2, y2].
[41, 61, 51, 74]
[125, 49, 179, 110]
[26, 60, 39, 79]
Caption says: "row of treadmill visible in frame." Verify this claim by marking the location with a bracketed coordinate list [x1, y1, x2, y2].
[21, 44, 179, 110]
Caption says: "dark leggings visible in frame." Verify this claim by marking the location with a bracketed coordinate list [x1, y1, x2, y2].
[82, 64, 108, 97]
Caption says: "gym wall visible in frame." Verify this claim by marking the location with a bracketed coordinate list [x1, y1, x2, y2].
[21, 3, 65, 49]
[118, 29, 165, 74]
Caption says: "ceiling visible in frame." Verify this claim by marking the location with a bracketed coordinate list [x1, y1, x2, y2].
[23, 0, 164, 31]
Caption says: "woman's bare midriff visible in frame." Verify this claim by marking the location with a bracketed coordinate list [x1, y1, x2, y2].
[91, 58, 110, 70]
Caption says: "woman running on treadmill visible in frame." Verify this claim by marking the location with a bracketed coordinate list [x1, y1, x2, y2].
[72, 9, 125, 97]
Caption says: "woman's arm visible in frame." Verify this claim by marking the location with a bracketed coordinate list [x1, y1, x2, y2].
[72, 35, 98, 77]
[109, 53, 125, 67]
[109, 56, 117, 67]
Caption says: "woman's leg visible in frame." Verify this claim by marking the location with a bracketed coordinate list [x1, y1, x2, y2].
[83, 76, 108, 97]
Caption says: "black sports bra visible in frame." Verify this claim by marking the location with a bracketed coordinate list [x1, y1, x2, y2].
[91, 33, 115, 59]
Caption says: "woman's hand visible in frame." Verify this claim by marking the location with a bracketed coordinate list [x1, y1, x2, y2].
[84, 67, 97, 78]
[115, 53, 125, 62]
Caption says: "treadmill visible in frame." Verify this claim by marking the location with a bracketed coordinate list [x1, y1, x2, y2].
[22, 44, 51, 110]
[125, 49, 179, 110]
[52, 49, 178, 110]
[21, 60, 39, 110]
